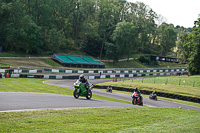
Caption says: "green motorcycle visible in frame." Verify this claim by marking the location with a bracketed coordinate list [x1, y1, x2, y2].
[73, 80, 93, 99]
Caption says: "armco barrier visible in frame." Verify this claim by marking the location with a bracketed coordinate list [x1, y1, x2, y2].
[0, 68, 187, 74]
[89, 72, 188, 79]
[10, 74, 79, 79]
[94, 85, 200, 103]
[8, 71, 188, 80]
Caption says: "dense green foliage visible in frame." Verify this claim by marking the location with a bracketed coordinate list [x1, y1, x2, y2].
[1, 0, 179, 59]
[177, 17, 200, 75]
[138, 55, 151, 65]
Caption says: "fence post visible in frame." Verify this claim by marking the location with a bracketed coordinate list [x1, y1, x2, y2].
[193, 81, 195, 87]
[179, 79, 181, 85]
[142, 78, 144, 83]
[165, 78, 168, 85]
[154, 78, 156, 84]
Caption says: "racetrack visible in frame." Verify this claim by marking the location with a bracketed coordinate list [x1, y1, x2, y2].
[0, 79, 199, 112]
[0, 92, 133, 112]
[44, 79, 200, 111]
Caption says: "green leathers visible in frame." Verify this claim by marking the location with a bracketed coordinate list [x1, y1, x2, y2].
[73, 80, 93, 99]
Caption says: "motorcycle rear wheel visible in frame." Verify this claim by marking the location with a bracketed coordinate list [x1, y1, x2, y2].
[73, 89, 79, 99]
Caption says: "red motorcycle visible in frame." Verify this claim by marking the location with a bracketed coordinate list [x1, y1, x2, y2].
[131, 92, 143, 106]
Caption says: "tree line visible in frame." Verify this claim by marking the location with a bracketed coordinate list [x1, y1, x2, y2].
[1, 0, 198, 74]
[177, 17, 200, 75]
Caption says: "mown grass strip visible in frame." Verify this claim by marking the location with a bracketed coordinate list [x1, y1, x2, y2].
[97, 75, 200, 98]
[95, 88, 200, 108]
[0, 78, 130, 104]
[0, 107, 199, 132]
[0, 78, 73, 95]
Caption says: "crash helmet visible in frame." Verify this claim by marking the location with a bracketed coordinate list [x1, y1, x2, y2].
[79, 74, 84, 79]
[135, 87, 138, 92]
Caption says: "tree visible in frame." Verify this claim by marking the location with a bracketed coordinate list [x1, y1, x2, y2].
[157, 23, 177, 56]
[109, 21, 137, 61]
[80, 34, 102, 57]
[97, 0, 123, 60]
[123, 2, 158, 54]
[18, 15, 43, 54]
[182, 17, 200, 75]
[105, 42, 119, 61]
[176, 27, 188, 63]
[45, 28, 67, 54]
[0, 0, 182, 58]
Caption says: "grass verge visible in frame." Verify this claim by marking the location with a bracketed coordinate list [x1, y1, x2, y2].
[0, 78, 130, 104]
[0, 107, 199, 132]
[97, 75, 200, 98]
[95, 88, 200, 108]
[42, 59, 63, 67]
[104, 60, 147, 68]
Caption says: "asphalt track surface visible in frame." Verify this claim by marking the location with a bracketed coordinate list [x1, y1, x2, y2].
[0, 79, 200, 112]
[44, 79, 200, 111]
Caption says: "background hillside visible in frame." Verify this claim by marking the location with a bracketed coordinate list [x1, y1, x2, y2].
[0, 52, 186, 69]
[0, 0, 191, 59]
[1, 0, 199, 73]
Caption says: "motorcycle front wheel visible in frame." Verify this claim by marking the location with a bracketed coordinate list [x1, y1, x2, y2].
[86, 89, 92, 99]
[132, 99, 136, 105]
[73, 89, 79, 99]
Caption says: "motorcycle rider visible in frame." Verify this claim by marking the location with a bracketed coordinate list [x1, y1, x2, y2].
[151, 91, 156, 96]
[79, 74, 89, 92]
[133, 87, 141, 102]
[150, 91, 157, 99]
[106, 85, 112, 92]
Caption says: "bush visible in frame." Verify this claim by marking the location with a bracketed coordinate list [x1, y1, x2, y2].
[139, 55, 151, 65]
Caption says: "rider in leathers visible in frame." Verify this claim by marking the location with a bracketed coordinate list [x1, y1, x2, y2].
[79, 74, 89, 93]
[134, 87, 141, 102]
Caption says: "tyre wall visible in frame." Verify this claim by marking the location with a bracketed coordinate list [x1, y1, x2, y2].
[94, 85, 200, 103]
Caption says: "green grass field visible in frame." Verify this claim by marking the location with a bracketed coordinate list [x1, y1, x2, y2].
[0, 78, 130, 104]
[0, 78, 200, 132]
[104, 60, 148, 68]
[42, 59, 63, 67]
[0, 107, 200, 132]
[98, 75, 200, 98]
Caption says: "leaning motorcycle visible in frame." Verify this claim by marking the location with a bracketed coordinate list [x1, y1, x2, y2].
[73, 80, 93, 99]
[106, 86, 112, 93]
[149, 93, 157, 100]
[131, 92, 143, 106]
